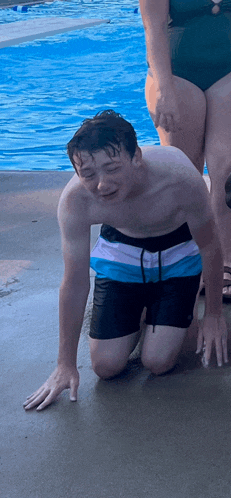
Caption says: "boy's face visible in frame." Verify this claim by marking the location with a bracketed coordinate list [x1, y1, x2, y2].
[73, 146, 142, 204]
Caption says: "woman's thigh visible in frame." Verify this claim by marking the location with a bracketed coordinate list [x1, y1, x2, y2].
[145, 74, 207, 172]
[205, 72, 231, 184]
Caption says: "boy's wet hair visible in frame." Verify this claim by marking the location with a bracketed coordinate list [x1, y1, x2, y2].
[67, 109, 138, 170]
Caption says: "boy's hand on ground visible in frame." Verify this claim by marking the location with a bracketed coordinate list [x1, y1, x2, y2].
[23, 365, 79, 411]
[196, 315, 228, 367]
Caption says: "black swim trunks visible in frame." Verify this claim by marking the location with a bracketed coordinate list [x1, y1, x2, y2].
[89, 224, 202, 340]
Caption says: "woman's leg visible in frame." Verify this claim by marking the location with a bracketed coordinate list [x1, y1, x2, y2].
[145, 74, 207, 174]
[205, 72, 231, 297]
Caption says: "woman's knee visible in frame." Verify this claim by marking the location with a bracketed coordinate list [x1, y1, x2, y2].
[206, 153, 231, 206]
[206, 151, 231, 181]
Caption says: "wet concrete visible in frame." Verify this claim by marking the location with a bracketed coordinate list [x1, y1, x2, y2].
[1, 171, 231, 498]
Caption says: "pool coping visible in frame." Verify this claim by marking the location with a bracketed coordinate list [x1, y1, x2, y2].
[0, 16, 110, 48]
[0, 169, 211, 190]
[0, 0, 53, 9]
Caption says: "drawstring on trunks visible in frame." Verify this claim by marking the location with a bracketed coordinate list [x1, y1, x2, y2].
[140, 249, 162, 284]
[158, 251, 162, 281]
[140, 248, 146, 284]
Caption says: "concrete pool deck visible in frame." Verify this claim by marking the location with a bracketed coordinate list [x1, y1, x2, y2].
[1, 170, 231, 498]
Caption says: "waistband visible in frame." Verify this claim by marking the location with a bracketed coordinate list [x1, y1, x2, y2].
[100, 223, 192, 253]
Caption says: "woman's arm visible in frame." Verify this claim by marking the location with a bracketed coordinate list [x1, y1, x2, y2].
[139, 0, 172, 91]
[139, 0, 181, 132]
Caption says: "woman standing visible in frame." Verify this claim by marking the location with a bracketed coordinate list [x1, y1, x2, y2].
[139, 0, 231, 298]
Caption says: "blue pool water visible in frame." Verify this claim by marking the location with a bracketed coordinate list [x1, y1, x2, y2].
[0, 0, 161, 171]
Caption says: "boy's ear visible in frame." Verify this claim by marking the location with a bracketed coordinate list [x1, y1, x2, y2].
[133, 146, 142, 165]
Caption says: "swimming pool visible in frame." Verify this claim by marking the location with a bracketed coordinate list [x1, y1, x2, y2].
[0, 0, 161, 171]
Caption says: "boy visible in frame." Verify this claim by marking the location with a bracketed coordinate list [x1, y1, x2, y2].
[24, 110, 228, 411]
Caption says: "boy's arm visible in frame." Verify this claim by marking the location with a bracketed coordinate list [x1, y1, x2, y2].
[184, 174, 228, 367]
[23, 192, 91, 411]
[58, 197, 91, 369]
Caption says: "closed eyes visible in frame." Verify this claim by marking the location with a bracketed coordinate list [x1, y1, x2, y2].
[82, 167, 120, 178]
[106, 167, 120, 172]
[84, 173, 95, 180]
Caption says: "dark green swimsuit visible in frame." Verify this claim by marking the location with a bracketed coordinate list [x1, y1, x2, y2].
[148, 0, 231, 91]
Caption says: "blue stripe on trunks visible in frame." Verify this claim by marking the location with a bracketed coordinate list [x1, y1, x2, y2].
[90, 235, 202, 284]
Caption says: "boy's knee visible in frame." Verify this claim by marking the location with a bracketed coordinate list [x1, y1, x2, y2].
[91, 356, 127, 379]
[141, 353, 176, 376]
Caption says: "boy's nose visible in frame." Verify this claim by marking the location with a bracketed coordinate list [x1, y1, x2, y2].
[97, 175, 109, 191]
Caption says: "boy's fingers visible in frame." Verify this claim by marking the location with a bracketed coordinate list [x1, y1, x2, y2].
[36, 392, 57, 411]
[24, 390, 50, 410]
[26, 387, 44, 401]
[196, 330, 203, 354]
[215, 338, 223, 367]
[203, 340, 212, 367]
[222, 335, 229, 363]
[70, 377, 78, 401]
[24, 388, 45, 406]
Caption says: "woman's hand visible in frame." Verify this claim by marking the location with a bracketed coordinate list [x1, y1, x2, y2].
[23, 364, 79, 411]
[196, 314, 228, 367]
[153, 86, 181, 133]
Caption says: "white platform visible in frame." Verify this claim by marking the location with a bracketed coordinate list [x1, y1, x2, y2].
[0, 17, 110, 48]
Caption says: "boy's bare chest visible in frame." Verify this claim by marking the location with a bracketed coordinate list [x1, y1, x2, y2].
[91, 186, 185, 237]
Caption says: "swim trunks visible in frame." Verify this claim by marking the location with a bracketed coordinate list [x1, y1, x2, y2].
[89, 224, 202, 339]
[148, 0, 231, 91]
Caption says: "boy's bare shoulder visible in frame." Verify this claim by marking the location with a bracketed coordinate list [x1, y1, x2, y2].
[57, 174, 91, 227]
[142, 145, 194, 171]
[142, 146, 211, 215]
[142, 145, 207, 185]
